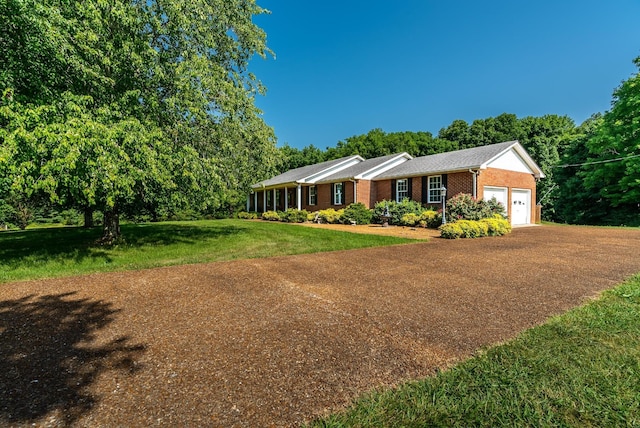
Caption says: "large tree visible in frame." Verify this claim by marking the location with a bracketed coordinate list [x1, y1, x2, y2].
[0, 0, 279, 241]
[579, 56, 640, 225]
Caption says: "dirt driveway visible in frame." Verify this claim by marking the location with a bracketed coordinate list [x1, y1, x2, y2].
[1, 225, 639, 427]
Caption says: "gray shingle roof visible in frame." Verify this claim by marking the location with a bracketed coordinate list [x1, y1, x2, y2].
[252, 155, 361, 188]
[316, 153, 409, 183]
[374, 141, 520, 179]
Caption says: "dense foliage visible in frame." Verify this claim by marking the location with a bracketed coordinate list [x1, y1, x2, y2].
[0, 0, 280, 241]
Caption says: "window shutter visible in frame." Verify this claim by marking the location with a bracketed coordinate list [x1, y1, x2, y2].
[305, 187, 309, 205]
[342, 182, 346, 205]
[442, 174, 448, 199]
[421, 177, 428, 203]
[407, 178, 413, 201]
[331, 183, 335, 205]
[391, 180, 396, 202]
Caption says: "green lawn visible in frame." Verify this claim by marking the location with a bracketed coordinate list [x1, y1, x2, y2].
[0, 219, 415, 283]
[310, 274, 640, 427]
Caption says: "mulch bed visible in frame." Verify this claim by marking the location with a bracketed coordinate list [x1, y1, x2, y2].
[1, 225, 639, 427]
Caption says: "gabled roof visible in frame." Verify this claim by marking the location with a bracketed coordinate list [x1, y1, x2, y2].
[252, 155, 363, 189]
[374, 141, 545, 179]
[316, 153, 413, 183]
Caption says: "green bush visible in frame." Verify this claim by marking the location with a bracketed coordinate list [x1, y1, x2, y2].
[439, 222, 464, 239]
[261, 210, 280, 221]
[440, 215, 511, 239]
[341, 203, 373, 225]
[280, 209, 308, 223]
[318, 208, 344, 224]
[480, 214, 512, 236]
[400, 213, 421, 226]
[60, 209, 82, 226]
[373, 199, 424, 225]
[237, 211, 259, 220]
[420, 210, 440, 228]
[446, 193, 506, 221]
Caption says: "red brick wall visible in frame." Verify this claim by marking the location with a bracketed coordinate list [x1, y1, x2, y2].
[477, 168, 537, 221]
[356, 179, 372, 207]
[447, 172, 474, 197]
[375, 179, 393, 202]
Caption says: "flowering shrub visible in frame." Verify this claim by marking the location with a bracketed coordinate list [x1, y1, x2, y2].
[373, 199, 424, 225]
[439, 215, 511, 239]
[446, 193, 506, 221]
[261, 210, 280, 221]
[400, 212, 421, 226]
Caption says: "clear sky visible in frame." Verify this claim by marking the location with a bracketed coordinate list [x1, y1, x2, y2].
[250, 1, 640, 150]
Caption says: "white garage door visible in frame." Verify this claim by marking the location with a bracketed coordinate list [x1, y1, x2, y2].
[483, 186, 508, 208]
[511, 189, 531, 225]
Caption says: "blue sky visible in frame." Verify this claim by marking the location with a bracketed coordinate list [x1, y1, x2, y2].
[251, 1, 640, 150]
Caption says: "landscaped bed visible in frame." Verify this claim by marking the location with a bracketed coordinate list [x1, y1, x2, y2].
[1, 225, 639, 426]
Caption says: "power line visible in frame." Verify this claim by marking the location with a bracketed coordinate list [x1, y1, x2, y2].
[555, 153, 640, 168]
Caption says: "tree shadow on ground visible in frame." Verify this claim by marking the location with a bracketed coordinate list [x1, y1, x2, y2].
[0, 222, 246, 269]
[0, 292, 145, 425]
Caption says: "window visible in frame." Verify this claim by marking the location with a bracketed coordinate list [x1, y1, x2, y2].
[333, 183, 343, 205]
[308, 186, 317, 206]
[428, 175, 442, 203]
[396, 179, 408, 202]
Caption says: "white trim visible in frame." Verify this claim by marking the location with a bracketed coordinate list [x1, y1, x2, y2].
[356, 153, 413, 180]
[297, 185, 302, 210]
[303, 157, 363, 183]
[333, 182, 344, 205]
[396, 178, 409, 202]
[427, 175, 443, 203]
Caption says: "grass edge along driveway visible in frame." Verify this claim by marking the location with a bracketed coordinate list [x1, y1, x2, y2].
[0, 219, 416, 284]
[311, 274, 640, 427]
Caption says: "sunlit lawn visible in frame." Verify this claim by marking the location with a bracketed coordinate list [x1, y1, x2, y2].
[311, 275, 640, 427]
[0, 219, 415, 283]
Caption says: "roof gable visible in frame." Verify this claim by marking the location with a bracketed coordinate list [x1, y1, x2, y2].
[316, 153, 412, 183]
[374, 141, 544, 179]
[252, 155, 363, 189]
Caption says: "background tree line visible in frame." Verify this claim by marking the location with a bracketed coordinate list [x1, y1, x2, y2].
[278, 56, 640, 226]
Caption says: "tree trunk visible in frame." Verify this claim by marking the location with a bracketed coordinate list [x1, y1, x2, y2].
[99, 208, 122, 244]
[83, 207, 94, 228]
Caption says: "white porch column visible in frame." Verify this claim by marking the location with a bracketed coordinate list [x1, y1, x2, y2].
[254, 192, 258, 213]
[246, 194, 250, 212]
[273, 188, 276, 211]
[284, 186, 288, 211]
[262, 190, 266, 213]
[353, 180, 357, 205]
[297, 184, 302, 210]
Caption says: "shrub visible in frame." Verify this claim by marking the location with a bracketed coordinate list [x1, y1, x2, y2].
[237, 211, 259, 220]
[373, 199, 424, 225]
[341, 203, 373, 225]
[480, 215, 512, 236]
[440, 215, 512, 239]
[420, 210, 440, 228]
[307, 211, 319, 222]
[446, 193, 506, 222]
[261, 210, 280, 221]
[318, 208, 344, 224]
[400, 213, 421, 226]
[280, 209, 308, 223]
[439, 222, 464, 239]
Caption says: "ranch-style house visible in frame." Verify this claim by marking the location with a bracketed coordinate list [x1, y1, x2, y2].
[249, 140, 545, 225]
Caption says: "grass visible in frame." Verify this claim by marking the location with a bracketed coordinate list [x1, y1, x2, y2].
[310, 274, 640, 427]
[0, 219, 416, 284]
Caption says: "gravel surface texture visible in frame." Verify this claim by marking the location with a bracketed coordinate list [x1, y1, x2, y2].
[1, 225, 639, 427]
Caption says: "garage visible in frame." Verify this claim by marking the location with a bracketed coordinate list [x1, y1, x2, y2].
[511, 189, 531, 225]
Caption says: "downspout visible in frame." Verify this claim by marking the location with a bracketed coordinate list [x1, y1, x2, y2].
[469, 169, 479, 199]
[296, 184, 302, 210]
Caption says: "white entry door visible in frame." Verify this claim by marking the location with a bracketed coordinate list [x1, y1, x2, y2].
[511, 189, 531, 225]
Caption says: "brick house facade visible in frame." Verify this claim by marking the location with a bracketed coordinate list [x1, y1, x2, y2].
[250, 141, 544, 225]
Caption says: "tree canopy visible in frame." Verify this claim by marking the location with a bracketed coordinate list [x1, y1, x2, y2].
[0, 0, 280, 240]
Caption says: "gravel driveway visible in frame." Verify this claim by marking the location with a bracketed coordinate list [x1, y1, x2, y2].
[1, 225, 639, 427]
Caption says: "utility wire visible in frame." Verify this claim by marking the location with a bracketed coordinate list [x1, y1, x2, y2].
[555, 153, 640, 168]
